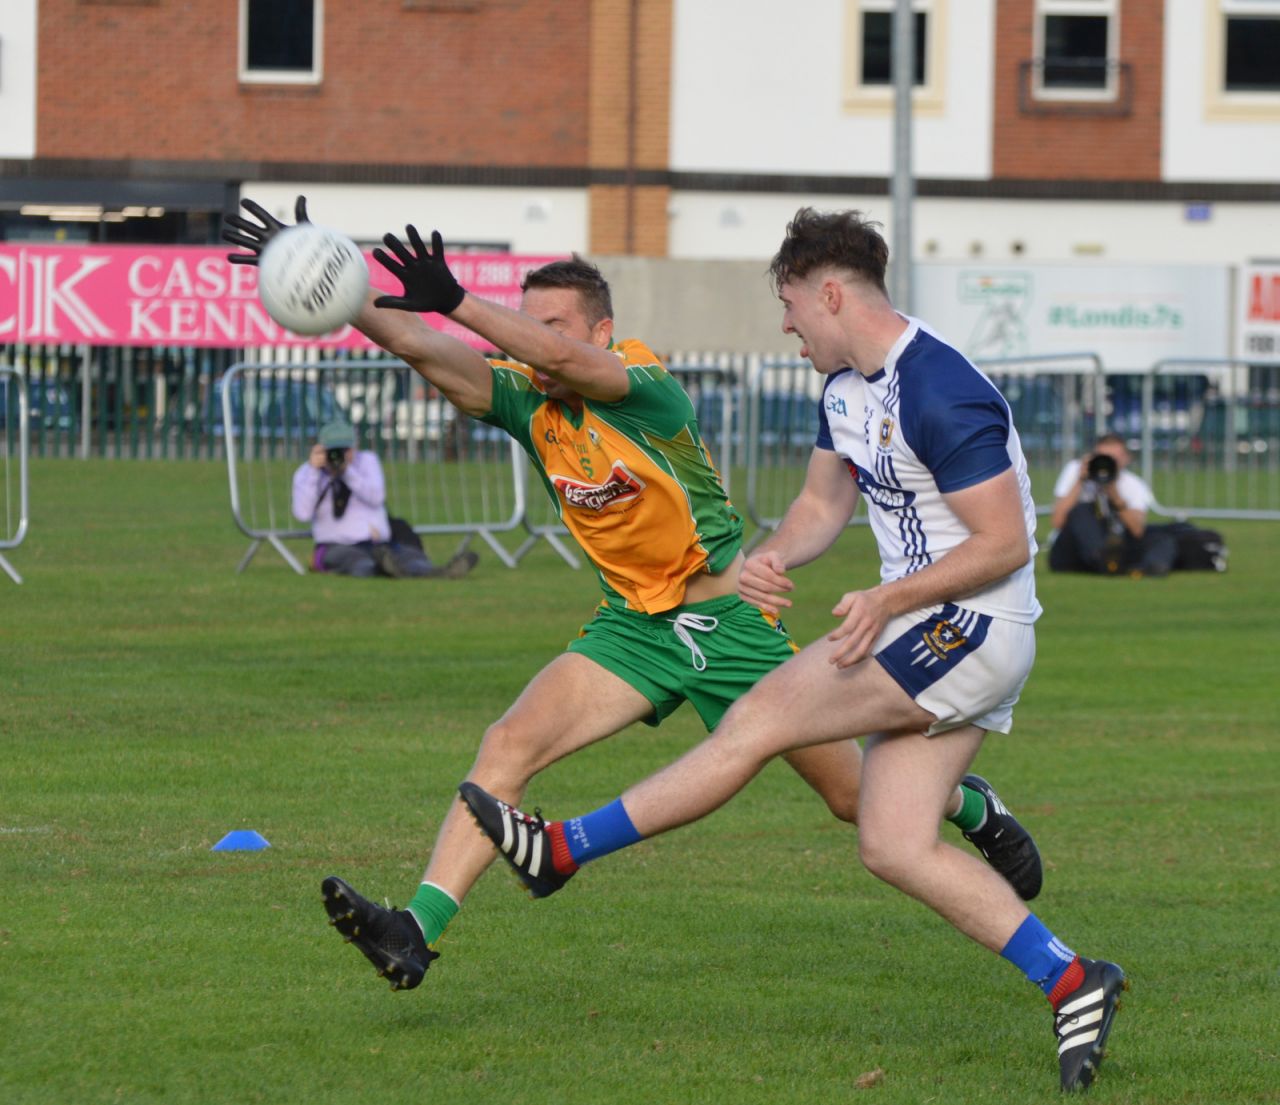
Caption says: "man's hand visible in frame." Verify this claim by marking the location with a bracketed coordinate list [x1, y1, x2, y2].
[308, 443, 328, 469]
[738, 550, 795, 615]
[372, 225, 465, 315]
[223, 195, 310, 265]
[827, 586, 892, 669]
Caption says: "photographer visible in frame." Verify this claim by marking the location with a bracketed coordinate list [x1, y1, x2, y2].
[291, 420, 476, 579]
[1047, 433, 1176, 577]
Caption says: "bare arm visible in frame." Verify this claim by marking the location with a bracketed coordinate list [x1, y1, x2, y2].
[449, 295, 629, 403]
[827, 468, 1031, 668]
[354, 292, 493, 418]
[374, 224, 628, 403]
[739, 448, 859, 615]
[222, 199, 494, 419]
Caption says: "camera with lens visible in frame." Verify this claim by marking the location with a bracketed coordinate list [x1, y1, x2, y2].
[1085, 453, 1118, 485]
[325, 445, 348, 468]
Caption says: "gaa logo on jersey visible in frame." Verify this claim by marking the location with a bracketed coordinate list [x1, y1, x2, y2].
[922, 619, 967, 660]
[878, 416, 895, 449]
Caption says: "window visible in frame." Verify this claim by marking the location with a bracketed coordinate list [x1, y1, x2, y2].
[1205, 1, 1280, 117]
[239, 0, 322, 84]
[861, 9, 927, 86]
[1224, 1, 1280, 92]
[844, 0, 945, 113]
[1033, 0, 1118, 99]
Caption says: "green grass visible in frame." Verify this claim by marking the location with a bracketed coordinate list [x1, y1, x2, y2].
[2, 459, 1278, 1105]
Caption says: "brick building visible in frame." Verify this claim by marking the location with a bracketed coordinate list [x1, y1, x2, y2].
[0, 0, 1277, 264]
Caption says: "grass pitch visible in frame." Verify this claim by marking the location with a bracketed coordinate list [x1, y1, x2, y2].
[2, 459, 1277, 1105]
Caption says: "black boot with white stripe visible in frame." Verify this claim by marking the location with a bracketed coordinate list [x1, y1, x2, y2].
[1054, 958, 1128, 1092]
[458, 781, 574, 899]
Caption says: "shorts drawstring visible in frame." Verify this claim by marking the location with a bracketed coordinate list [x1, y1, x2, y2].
[668, 612, 720, 671]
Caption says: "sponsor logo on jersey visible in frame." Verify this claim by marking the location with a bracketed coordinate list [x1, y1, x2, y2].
[553, 460, 646, 511]
[851, 468, 917, 511]
[826, 393, 848, 417]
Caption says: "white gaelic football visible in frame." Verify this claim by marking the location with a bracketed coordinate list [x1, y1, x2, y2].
[257, 223, 369, 335]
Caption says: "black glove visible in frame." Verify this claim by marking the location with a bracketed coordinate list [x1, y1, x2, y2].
[372, 225, 465, 315]
[222, 195, 311, 265]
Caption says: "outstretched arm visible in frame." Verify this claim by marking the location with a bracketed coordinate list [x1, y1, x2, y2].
[352, 292, 493, 417]
[374, 226, 628, 403]
[223, 198, 494, 418]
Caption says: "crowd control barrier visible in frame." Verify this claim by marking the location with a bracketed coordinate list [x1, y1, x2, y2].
[221, 360, 527, 574]
[0, 366, 29, 584]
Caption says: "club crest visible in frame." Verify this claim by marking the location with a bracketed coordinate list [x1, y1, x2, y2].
[922, 618, 966, 660]
[878, 416, 896, 449]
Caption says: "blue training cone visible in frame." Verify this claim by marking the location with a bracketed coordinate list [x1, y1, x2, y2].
[211, 829, 271, 852]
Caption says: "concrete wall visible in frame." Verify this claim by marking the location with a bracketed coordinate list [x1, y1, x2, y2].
[596, 256, 790, 352]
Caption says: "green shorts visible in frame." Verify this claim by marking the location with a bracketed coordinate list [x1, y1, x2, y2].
[566, 593, 799, 730]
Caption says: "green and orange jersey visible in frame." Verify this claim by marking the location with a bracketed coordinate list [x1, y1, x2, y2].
[480, 338, 743, 614]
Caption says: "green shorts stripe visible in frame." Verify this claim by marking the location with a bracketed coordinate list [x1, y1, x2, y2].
[566, 593, 799, 730]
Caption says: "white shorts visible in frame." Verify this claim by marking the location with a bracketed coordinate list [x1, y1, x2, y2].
[872, 602, 1036, 736]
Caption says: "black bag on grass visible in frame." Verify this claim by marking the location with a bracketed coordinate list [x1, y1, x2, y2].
[1150, 522, 1228, 572]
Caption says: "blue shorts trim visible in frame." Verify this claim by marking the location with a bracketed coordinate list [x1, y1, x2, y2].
[874, 603, 993, 699]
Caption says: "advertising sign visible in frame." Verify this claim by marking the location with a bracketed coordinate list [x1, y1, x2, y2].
[1236, 264, 1280, 365]
[915, 264, 1231, 369]
[0, 244, 563, 350]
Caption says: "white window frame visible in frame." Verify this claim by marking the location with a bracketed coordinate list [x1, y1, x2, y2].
[1207, 0, 1280, 114]
[843, 0, 947, 116]
[1032, 0, 1119, 103]
[238, 0, 324, 86]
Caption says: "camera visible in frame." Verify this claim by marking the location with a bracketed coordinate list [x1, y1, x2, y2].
[325, 446, 348, 468]
[1086, 453, 1118, 485]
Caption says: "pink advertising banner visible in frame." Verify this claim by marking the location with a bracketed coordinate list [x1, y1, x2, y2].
[0, 243, 565, 350]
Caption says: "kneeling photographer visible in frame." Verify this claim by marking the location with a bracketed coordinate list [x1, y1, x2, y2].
[1048, 434, 1177, 578]
[291, 420, 477, 579]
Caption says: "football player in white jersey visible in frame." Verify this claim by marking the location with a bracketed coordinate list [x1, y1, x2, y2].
[462, 208, 1127, 1093]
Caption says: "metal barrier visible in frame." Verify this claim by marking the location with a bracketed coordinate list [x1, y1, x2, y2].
[0, 366, 29, 584]
[743, 356, 829, 540]
[5, 339, 1277, 559]
[972, 352, 1108, 510]
[222, 360, 528, 573]
[1141, 359, 1280, 520]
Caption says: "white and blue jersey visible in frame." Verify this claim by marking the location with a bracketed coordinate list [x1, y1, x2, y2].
[815, 317, 1042, 626]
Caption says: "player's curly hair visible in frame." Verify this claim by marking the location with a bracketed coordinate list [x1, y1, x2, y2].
[523, 255, 614, 326]
[768, 207, 890, 297]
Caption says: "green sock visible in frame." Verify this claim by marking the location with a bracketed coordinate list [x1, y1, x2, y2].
[407, 882, 459, 947]
[947, 782, 988, 833]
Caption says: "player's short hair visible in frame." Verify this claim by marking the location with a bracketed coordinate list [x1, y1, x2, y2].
[522, 255, 614, 326]
[768, 207, 890, 297]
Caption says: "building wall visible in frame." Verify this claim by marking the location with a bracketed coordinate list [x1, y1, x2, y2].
[669, 0, 995, 179]
[666, 190, 1280, 267]
[0, 0, 37, 158]
[34, 0, 590, 166]
[588, 0, 672, 254]
[992, 0, 1164, 181]
[1162, 0, 1280, 182]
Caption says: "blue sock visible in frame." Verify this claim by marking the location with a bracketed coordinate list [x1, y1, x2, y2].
[562, 799, 642, 866]
[1000, 914, 1077, 995]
